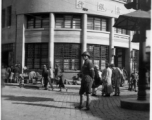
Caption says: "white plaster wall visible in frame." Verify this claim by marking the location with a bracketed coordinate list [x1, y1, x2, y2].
[87, 31, 110, 45]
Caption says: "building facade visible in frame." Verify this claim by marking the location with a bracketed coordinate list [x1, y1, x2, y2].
[2, 0, 139, 79]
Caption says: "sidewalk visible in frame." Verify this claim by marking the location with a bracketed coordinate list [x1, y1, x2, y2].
[1, 84, 150, 120]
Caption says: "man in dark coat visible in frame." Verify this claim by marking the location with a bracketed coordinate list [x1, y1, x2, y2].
[42, 65, 49, 90]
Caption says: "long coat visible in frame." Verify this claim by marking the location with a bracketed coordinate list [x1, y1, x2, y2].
[102, 67, 113, 94]
[112, 67, 121, 87]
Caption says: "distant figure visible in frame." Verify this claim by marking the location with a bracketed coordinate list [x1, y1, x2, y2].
[54, 64, 67, 92]
[1, 65, 7, 87]
[14, 64, 20, 83]
[42, 65, 49, 90]
[92, 65, 102, 96]
[102, 63, 113, 97]
[48, 65, 54, 91]
[110, 64, 122, 96]
[130, 72, 138, 92]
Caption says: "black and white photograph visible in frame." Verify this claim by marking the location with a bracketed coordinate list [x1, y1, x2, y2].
[1, 0, 151, 120]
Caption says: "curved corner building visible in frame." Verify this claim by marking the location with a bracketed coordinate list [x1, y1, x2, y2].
[2, 0, 139, 79]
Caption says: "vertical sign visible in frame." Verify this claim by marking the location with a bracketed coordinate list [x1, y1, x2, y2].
[115, 6, 121, 15]
[97, 2, 107, 12]
[76, 0, 85, 9]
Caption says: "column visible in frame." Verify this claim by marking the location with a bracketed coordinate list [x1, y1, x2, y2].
[82, 14, 87, 52]
[16, 15, 25, 73]
[81, 14, 87, 65]
[129, 31, 133, 78]
[49, 13, 55, 69]
[137, 25, 147, 100]
[109, 18, 115, 64]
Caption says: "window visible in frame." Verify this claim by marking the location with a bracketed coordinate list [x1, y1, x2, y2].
[55, 15, 81, 29]
[54, 44, 81, 71]
[87, 16, 108, 31]
[27, 14, 49, 29]
[2, 9, 5, 28]
[114, 48, 126, 68]
[7, 6, 12, 26]
[87, 45, 109, 70]
[25, 43, 48, 69]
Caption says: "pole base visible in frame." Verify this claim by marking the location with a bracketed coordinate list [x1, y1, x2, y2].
[121, 98, 150, 111]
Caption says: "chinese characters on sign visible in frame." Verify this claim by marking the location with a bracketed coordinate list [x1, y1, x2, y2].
[76, 0, 122, 15]
[76, 0, 85, 9]
[97, 2, 107, 12]
[115, 6, 121, 14]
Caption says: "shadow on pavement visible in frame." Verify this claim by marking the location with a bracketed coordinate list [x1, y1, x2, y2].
[13, 102, 73, 109]
[2, 95, 54, 102]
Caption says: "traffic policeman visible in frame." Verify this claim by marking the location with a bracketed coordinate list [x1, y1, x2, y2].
[76, 51, 95, 110]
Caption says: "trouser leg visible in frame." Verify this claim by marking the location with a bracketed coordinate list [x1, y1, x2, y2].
[79, 94, 83, 107]
[86, 94, 91, 109]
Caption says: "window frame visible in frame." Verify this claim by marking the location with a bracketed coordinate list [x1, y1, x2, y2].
[54, 43, 81, 71]
[7, 6, 12, 27]
[26, 14, 49, 29]
[87, 16, 108, 31]
[2, 9, 5, 28]
[87, 44, 109, 70]
[55, 14, 82, 29]
[25, 43, 48, 69]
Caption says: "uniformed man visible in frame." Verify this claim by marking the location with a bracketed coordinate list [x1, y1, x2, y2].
[75, 51, 95, 110]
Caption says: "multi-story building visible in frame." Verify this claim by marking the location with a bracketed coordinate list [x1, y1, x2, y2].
[2, 0, 139, 79]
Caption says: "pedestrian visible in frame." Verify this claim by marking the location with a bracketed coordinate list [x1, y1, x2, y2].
[110, 64, 122, 96]
[6, 66, 11, 83]
[48, 65, 54, 91]
[75, 51, 95, 110]
[130, 72, 138, 92]
[54, 64, 67, 92]
[9, 65, 14, 83]
[1, 64, 7, 87]
[42, 65, 49, 90]
[101, 63, 113, 97]
[14, 64, 20, 83]
[92, 65, 102, 96]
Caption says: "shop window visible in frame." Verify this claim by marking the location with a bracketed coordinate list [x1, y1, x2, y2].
[25, 43, 48, 69]
[54, 43, 81, 71]
[87, 16, 108, 31]
[2, 9, 5, 28]
[114, 48, 126, 68]
[7, 6, 12, 27]
[55, 14, 81, 29]
[87, 45, 109, 70]
[27, 14, 49, 29]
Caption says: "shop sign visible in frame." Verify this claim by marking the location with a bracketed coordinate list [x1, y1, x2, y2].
[76, 0, 123, 16]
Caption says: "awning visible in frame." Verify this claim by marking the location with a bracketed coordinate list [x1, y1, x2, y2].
[113, 10, 151, 30]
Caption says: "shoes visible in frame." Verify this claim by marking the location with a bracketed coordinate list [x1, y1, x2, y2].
[92, 94, 97, 96]
[66, 88, 68, 92]
[75, 106, 83, 109]
[113, 94, 117, 96]
[104, 94, 110, 97]
[84, 107, 90, 111]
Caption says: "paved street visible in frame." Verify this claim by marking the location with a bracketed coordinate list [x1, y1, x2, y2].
[1, 84, 150, 120]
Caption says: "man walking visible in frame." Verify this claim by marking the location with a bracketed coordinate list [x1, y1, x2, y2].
[75, 51, 95, 110]
[110, 64, 122, 96]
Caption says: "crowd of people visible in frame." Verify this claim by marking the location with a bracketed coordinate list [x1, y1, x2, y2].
[1, 51, 140, 111]
[1, 64, 22, 86]
[75, 51, 139, 110]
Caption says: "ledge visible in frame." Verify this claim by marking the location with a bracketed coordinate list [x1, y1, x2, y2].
[121, 98, 150, 111]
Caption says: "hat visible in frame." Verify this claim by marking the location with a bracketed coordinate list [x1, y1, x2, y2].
[81, 51, 90, 58]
